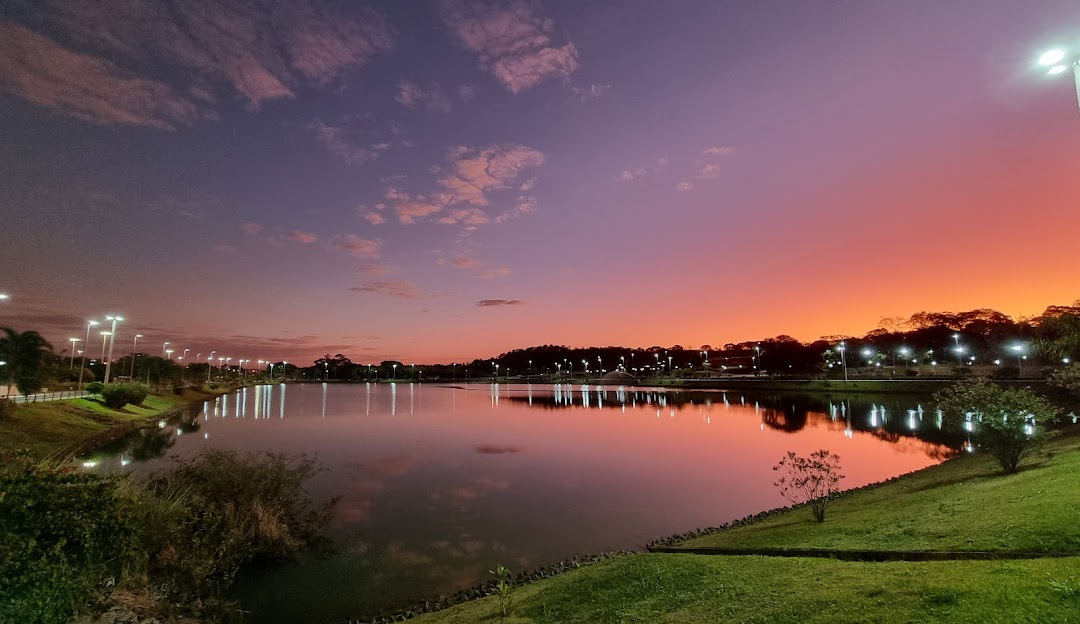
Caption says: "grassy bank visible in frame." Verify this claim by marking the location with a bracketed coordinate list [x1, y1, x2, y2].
[0, 386, 232, 457]
[402, 429, 1080, 623]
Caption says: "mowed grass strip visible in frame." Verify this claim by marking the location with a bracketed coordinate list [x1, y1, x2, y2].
[0, 388, 219, 457]
[410, 554, 1080, 624]
[677, 433, 1080, 554]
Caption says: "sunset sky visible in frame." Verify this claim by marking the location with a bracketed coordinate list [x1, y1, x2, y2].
[2, 0, 1079, 364]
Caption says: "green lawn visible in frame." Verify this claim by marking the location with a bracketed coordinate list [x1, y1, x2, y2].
[411, 554, 1080, 624]
[677, 433, 1080, 554]
[0, 388, 224, 457]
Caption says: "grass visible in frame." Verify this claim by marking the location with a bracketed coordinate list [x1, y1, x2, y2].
[0, 387, 227, 457]
[677, 433, 1080, 554]
[407, 429, 1080, 623]
[411, 554, 1080, 623]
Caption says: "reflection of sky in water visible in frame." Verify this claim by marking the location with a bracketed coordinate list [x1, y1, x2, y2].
[85, 383, 954, 623]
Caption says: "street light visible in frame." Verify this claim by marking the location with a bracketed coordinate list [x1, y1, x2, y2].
[837, 342, 848, 383]
[78, 320, 99, 390]
[68, 338, 80, 368]
[1037, 47, 1080, 111]
[0, 293, 8, 300]
[130, 334, 143, 378]
[392, 363, 397, 380]
[1011, 344, 1026, 375]
[162, 341, 171, 359]
[99, 331, 111, 361]
[103, 315, 123, 383]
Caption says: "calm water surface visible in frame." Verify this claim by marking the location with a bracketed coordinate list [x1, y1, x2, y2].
[87, 383, 959, 622]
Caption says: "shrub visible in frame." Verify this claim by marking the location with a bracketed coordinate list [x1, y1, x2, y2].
[935, 378, 1057, 474]
[773, 449, 845, 522]
[0, 400, 11, 420]
[172, 385, 184, 395]
[84, 382, 105, 395]
[490, 564, 513, 618]
[0, 451, 136, 624]
[100, 383, 150, 409]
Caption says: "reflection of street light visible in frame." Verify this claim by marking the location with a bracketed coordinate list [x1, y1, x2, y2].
[1037, 48, 1080, 111]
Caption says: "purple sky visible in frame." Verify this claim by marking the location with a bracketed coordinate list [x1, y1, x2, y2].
[2, 0, 1080, 364]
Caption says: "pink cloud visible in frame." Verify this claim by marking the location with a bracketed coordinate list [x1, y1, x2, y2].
[0, 22, 204, 130]
[452, 257, 481, 268]
[350, 280, 423, 299]
[571, 83, 610, 102]
[676, 181, 695, 192]
[440, 0, 579, 93]
[476, 299, 523, 307]
[363, 211, 386, 225]
[240, 222, 264, 236]
[286, 230, 318, 244]
[334, 235, 381, 257]
[437, 144, 545, 206]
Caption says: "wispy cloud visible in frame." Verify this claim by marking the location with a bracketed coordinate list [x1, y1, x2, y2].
[309, 117, 392, 166]
[477, 266, 511, 279]
[614, 157, 667, 183]
[676, 146, 734, 191]
[476, 299, 523, 307]
[350, 280, 424, 299]
[240, 222, 264, 236]
[285, 230, 318, 244]
[1, 0, 392, 127]
[395, 79, 453, 113]
[440, 0, 578, 94]
[334, 235, 381, 257]
[452, 257, 481, 269]
[571, 83, 610, 102]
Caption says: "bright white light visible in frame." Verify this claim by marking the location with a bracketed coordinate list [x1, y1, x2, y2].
[1039, 49, 1066, 66]
[82, 460, 98, 468]
[1048, 65, 1068, 75]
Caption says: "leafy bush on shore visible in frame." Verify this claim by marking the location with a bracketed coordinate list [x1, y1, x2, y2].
[99, 383, 149, 409]
[0, 449, 333, 623]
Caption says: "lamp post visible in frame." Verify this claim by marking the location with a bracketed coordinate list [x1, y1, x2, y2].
[392, 363, 397, 380]
[1011, 344, 1025, 375]
[837, 342, 848, 383]
[1037, 48, 1080, 112]
[207, 351, 215, 383]
[99, 331, 111, 361]
[182, 348, 189, 362]
[130, 334, 143, 378]
[162, 341, 170, 359]
[668, 355, 673, 380]
[68, 338, 80, 368]
[103, 316, 123, 383]
[77, 320, 98, 391]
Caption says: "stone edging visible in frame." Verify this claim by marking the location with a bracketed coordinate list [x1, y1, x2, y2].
[343, 550, 636, 624]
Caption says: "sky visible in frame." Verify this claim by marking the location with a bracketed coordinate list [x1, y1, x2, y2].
[1, 0, 1079, 365]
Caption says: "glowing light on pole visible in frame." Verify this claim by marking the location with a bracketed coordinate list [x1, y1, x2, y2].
[837, 342, 848, 383]
[1037, 47, 1080, 111]
[1011, 344, 1026, 375]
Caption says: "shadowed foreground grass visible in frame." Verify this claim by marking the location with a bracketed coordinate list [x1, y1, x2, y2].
[411, 554, 1080, 623]
[677, 433, 1080, 553]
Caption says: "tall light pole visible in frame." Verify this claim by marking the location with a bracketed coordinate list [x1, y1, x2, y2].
[78, 320, 98, 390]
[68, 338, 80, 368]
[392, 363, 397, 380]
[1037, 48, 1080, 111]
[837, 342, 848, 383]
[182, 348, 189, 362]
[130, 334, 143, 378]
[1011, 344, 1026, 375]
[99, 331, 111, 361]
[207, 351, 215, 383]
[103, 315, 123, 383]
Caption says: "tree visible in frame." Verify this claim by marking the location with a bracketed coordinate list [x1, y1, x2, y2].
[935, 378, 1057, 474]
[1049, 364, 1080, 400]
[0, 328, 54, 398]
[773, 449, 845, 522]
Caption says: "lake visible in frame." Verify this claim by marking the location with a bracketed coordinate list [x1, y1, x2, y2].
[84, 382, 960, 622]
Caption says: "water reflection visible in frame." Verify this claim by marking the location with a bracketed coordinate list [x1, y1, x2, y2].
[83, 383, 957, 623]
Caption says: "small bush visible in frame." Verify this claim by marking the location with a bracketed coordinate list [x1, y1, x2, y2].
[84, 382, 105, 395]
[773, 449, 845, 522]
[100, 383, 150, 409]
[904, 369, 919, 377]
